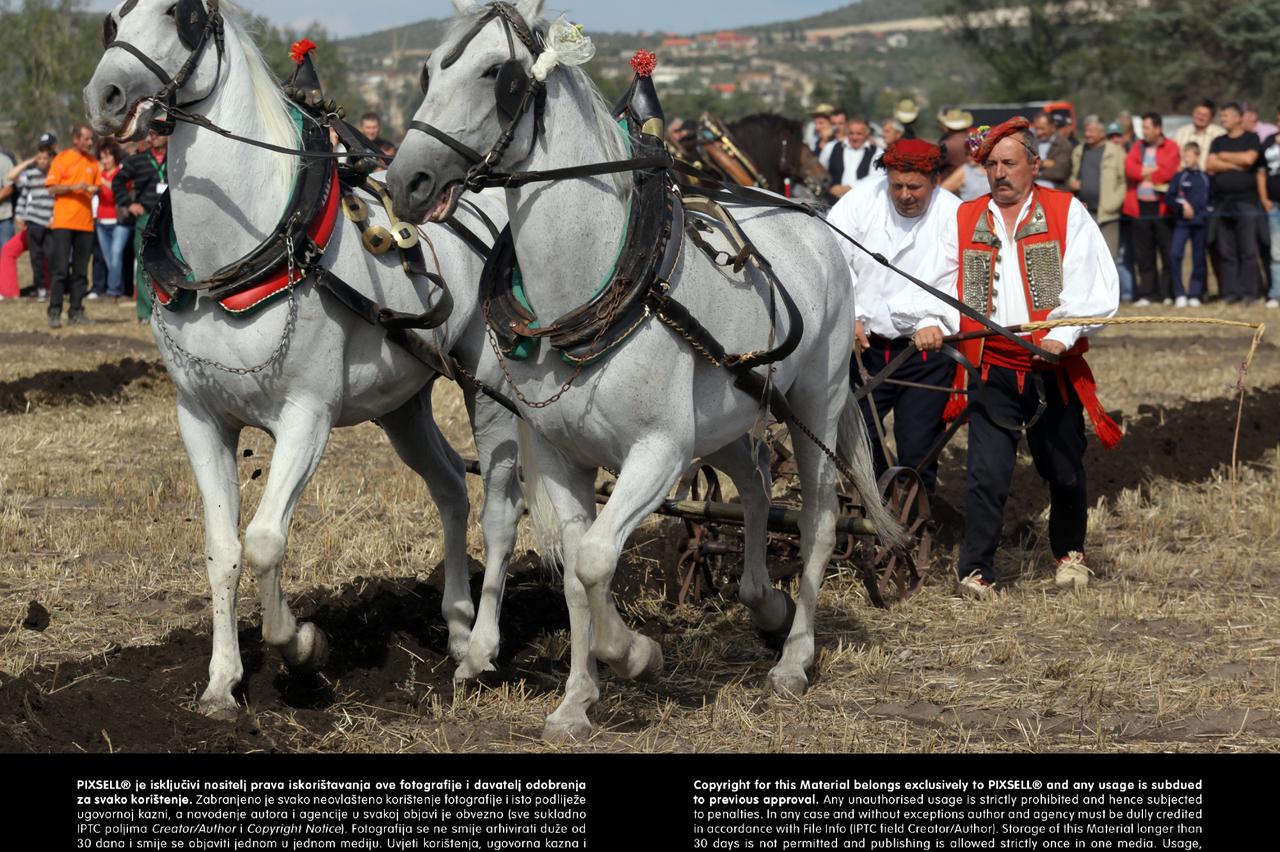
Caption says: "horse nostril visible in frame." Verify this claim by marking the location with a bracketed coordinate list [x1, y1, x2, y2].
[408, 172, 432, 199]
[102, 84, 124, 109]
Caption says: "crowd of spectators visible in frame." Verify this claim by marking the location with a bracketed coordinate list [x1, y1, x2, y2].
[807, 97, 1280, 309]
[0, 108, 400, 328]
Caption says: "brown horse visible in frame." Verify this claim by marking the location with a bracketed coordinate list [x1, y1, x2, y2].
[672, 113, 830, 200]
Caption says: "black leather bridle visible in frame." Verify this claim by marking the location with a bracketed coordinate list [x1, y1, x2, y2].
[408, 2, 548, 191]
[101, 0, 226, 136]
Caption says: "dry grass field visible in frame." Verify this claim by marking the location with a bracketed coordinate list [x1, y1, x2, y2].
[0, 290, 1278, 754]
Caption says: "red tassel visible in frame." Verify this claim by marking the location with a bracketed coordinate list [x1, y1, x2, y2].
[1064, 357, 1122, 449]
[630, 49, 657, 77]
[942, 362, 967, 421]
[290, 38, 318, 65]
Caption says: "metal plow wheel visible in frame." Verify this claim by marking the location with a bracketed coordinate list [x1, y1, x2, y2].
[859, 466, 932, 608]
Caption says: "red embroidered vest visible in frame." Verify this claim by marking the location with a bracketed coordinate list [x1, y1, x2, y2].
[945, 187, 1122, 448]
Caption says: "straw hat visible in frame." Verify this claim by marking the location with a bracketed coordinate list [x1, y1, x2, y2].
[937, 107, 974, 132]
[809, 103, 836, 117]
[894, 98, 919, 124]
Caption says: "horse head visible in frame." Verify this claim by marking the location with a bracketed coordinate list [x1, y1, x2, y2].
[85, 0, 226, 141]
[768, 116, 830, 200]
[388, 0, 551, 224]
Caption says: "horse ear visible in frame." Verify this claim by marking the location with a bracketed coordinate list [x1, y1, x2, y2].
[515, 0, 547, 24]
[450, 0, 475, 13]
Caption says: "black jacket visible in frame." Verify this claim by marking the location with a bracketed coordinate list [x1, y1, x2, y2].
[113, 151, 168, 224]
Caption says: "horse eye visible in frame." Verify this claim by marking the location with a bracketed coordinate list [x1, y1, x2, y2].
[165, 4, 177, 17]
[482, 64, 501, 80]
[102, 15, 117, 48]
[419, 63, 430, 95]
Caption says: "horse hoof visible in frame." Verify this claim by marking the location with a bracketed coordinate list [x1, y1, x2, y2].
[766, 667, 808, 698]
[542, 713, 592, 742]
[453, 656, 497, 683]
[755, 594, 797, 653]
[610, 634, 663, 681]
[289, 623, 329, 674]
[199, 696, 240, 722]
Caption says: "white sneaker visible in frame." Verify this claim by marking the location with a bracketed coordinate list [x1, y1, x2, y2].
[1162, 298, 1173, 305]
[1267, 299, 1280, 309]
[1055, 552, 1091, 590]
[1174, 296, 1188, 308]
[959, 571, 994, 599]
[1133, 298, 1152, 307]
[86, 292, 101, 300]
[1189, 298, 1202, 307]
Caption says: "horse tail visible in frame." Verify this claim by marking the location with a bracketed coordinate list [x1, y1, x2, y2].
[517, 419, 563, 574]
[837, 393, 907, 550]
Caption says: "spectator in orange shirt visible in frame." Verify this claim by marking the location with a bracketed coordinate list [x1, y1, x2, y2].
[45, 124, 101, 328]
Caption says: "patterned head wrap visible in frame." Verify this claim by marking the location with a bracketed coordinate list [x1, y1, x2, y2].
[879, 138, 944, 174]
[968, 116, 1032, 164]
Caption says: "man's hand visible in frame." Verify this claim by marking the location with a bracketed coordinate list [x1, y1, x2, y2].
[1264, 198, 1275, 213]
[15, 218, 26, 233]
[1181, 199, 1196, 219]
[830, 184, 851, 199]
[128, 203, 146, 218]
[1033, 339, 1068, 364]
[1068, 178, 1081, 191]
[853, 320, 870, 353]
[912, 325, 944, 352]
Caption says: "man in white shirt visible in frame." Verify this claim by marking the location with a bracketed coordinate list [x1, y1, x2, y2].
[949, 118, 1121, 599]
[827, 139, 960, 492]
[828, 117, 881, 199]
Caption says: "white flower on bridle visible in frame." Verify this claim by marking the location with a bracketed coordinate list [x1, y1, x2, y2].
[530, 16, 595, 82]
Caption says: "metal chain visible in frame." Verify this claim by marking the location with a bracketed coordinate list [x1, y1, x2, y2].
[482, 280, 630, 409]
[150, 233, 301, 376]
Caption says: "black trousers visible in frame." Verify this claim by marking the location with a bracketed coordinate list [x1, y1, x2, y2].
[48, 228, 94, 315]
[1215, 203, 1262, 301]
[1131, 201, 1172, 301]
[957, 364, 1088, 583]
[850, 335, 952, 492]
[25, 222, 51, 293]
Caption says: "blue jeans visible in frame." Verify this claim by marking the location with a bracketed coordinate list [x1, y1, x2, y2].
[1170, 222, 1207, 299]
[1269, 208, 1280, 300]
[1117, 216, 1135, 301]
[96, 221, 132, 297]
[0, 219, 13, 250]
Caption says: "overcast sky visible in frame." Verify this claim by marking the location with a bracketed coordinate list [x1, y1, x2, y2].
[87, 1, 853, 39]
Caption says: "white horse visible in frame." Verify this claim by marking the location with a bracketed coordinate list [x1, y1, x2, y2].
[388, 0, 899, 739]
[84, 0, 524, 717]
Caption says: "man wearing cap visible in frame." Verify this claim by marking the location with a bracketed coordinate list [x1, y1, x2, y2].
[809, 103, 839, 166]
[45, 124, 100, 327]
[949, 117, 1121, 599]
[828, 139, 960, 492]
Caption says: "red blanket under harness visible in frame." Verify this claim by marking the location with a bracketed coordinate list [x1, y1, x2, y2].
[943, 335, 1123, 449]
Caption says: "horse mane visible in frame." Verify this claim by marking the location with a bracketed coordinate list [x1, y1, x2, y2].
[730, 113, 800, 140]
[444, 5, 631, 196]
[220, 2, 300, 199]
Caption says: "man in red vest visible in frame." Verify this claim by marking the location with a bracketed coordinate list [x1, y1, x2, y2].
[950, 117, 1121, 599]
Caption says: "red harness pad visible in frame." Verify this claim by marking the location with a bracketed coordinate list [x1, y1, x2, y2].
[217, 165, 342, 314]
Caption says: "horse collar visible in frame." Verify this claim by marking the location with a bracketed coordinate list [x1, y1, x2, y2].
[142, 107, 341, 315]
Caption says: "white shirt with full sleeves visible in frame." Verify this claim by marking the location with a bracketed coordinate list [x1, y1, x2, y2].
[827, 179, 962, 339]
[984, 193, 1120, 349]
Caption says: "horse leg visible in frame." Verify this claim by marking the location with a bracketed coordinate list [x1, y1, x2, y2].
[177, 399, 244, 718]
[378, 387, 476, 662]
[530, 444, 600, 741]
[454, 389, 522, 680]
[575, 440, 681, 681]
[703, 437, 795, 641]
[243, 409, 333, 672]
[768, 387, 842, 698]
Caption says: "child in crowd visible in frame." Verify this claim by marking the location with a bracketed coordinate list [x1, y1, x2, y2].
[1165, 141, 1211, 307]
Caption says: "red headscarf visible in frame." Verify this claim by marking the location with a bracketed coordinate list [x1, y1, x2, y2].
[968, 116, 1031, 164]
[880, 138, 944, 174]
